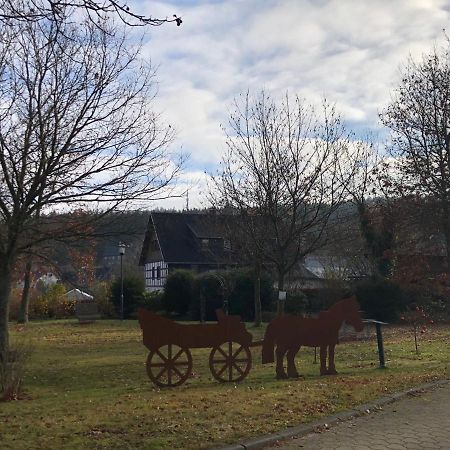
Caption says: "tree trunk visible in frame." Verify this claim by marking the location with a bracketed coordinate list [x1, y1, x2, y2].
[443, 226, 450, 272]
[17, 258, 33, 324]
[253, 264, 262, 327]
[276, 269, 285, 316]
[0, 258, 14, 358]
[441, 202, 450, 272]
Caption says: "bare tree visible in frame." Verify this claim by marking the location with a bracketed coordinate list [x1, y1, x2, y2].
[0, 17, 182, 356]
[0, 0, 182, 27]
[338, 140, 397, 278]
[381, 39, 450, 266]
[211, 92, 356, 315]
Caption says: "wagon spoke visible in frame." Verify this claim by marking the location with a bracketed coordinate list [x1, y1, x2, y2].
[149, 362, 167, 368]
[172, 366, 184, 380]
[172, 347, 184, 362]
[173, 360, 189, 366]
[155, 349, 169, 363]
[154, 366, 168, 381]
[232, 345, 243, 359]
[216, 346, 228, 359]
[216, 363, 229, 377]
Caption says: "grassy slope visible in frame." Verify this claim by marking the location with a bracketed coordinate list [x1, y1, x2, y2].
[1, 320, 449, 449]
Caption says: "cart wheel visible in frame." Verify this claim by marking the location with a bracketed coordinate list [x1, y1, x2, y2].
[146, 344, 192, 388]
[209, 341, 252, 383]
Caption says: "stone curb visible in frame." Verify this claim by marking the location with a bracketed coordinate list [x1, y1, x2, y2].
[215, 379, 449, 450]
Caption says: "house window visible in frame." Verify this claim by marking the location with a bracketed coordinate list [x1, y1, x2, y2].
[224, 239, 231, 251]
[152, 267, 155, 279]
[201, 239, 209, 248]
[156, 266, 161, 279]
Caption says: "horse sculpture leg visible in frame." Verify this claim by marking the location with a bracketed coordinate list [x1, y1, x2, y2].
[328, 344, 338, 375]
[275, 345, 288, 379]
[319, 345, 338, 375]
[286, 346, 300, 378]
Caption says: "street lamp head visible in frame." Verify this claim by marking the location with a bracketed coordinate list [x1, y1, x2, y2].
[119, 242, 126, 255]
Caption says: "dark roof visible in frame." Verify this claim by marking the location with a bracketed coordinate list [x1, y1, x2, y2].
[296, 264, 320, 280]
[139, 212, 238, 266]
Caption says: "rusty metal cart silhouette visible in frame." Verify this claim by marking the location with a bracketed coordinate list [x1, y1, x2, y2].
[138, 308, 254, 387]
[138, 296, 364, 387]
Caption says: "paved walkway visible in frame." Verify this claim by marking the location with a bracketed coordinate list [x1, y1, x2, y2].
[265, 382, 450, 450]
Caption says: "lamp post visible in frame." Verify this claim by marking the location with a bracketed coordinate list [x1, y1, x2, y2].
[119, 242, 126, 321]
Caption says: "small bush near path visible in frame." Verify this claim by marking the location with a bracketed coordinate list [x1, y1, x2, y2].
[1, 320, 449, 449]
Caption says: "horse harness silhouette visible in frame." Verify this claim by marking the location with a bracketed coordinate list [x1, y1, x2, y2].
[138, 296, 364, 387]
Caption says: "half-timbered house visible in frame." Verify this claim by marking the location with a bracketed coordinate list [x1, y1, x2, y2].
[139, 212, 239, 291]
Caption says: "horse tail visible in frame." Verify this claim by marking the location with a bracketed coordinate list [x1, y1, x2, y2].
[262, 320, 277, 364]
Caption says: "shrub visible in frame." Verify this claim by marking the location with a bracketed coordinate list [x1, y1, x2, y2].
[226, 269, 273, 320]
[191, 273, 224, 321]
[355, 277, 406, 322]
[110, 274, 145, 319]
[163, 270, 195, 316]
[398, 274, 450, 319]
[141, 290, 164, 312]
[29, 283, 73, 319]
[90, 281, 114, 318]
[190, 269, 274, 321]
[284, 291, 308, 315]
[400, 304, 434, 354]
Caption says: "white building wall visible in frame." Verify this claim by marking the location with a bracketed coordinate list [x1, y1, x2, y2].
[144, 261, 168, 292]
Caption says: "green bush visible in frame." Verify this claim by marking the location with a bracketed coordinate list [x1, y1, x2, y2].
[29, 283, 73, 319]
[110, 274, 145, 319]
[90, 281, 114, 318]
[226, 269, 273, 320]
[142, 290, 164, 312]
[189, 269, 274, 321]
[163, 270, 195, 316]
[284, 291, 308, 315]
[355, 277, 406, 322]
[191, 273, 224, 321]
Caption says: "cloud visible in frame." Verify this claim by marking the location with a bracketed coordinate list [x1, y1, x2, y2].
[131, 0, 449, 208]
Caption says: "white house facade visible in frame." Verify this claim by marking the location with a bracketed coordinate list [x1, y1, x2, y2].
[144, 261, 169, 292]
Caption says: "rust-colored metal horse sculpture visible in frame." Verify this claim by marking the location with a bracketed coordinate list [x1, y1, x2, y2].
[262, 296, 364, 379]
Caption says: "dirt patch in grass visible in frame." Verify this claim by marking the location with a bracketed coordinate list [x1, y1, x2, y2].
[0, 320, 449, 449]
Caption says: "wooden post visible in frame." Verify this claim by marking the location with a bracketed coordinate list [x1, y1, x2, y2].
[375, 322, 386, 368]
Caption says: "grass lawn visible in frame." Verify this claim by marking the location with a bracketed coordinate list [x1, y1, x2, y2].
[1, 319, 450, 449]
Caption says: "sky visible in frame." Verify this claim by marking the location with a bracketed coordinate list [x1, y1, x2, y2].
[130, 0, 450, 210]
